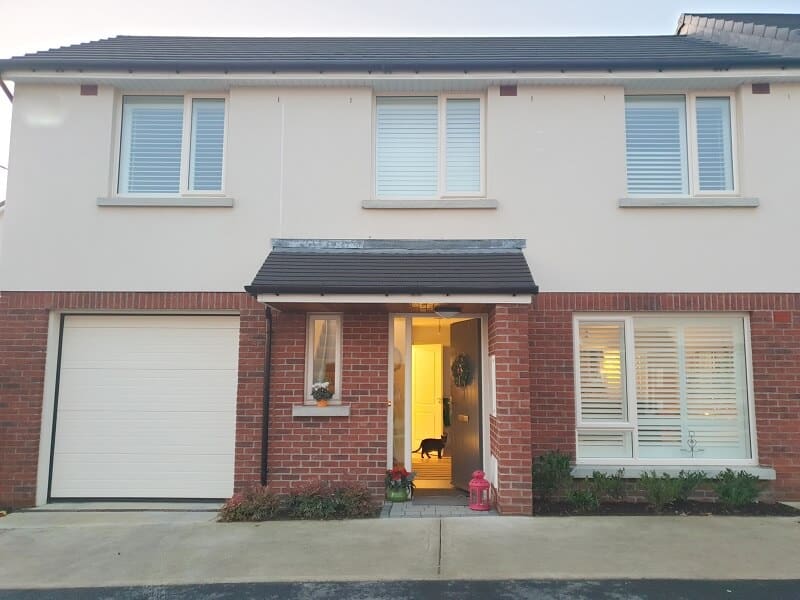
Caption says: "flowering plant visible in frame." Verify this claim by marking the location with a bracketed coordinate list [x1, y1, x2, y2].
[385, 466, 416, 490]
[311, 381, 334, 401]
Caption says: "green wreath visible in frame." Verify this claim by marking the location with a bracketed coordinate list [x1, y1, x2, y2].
[451, 353, 473, 387]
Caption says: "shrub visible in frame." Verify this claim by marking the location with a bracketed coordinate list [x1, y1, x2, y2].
[676, 470, 707, 502]
[589, 469, 625, 501]
[218, 486, 282, 522]
[639, 472, 683, 512]
[533, 450, 572, 501]
[285, 480, 378, 520]
[713, 469, 761, 508]
[566, 489, 600, 513]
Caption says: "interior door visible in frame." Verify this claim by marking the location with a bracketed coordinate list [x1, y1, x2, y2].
[449, 319, 482, 490]
[411, 344, 443, 450]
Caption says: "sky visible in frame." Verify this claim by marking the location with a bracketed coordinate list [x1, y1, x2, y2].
[1, 0, 800, 200]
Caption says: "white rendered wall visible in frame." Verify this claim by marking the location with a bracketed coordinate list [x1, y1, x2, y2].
[0, 81, 798, 293]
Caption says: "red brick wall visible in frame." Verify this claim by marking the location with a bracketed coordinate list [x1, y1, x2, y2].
[489, 304, 533, 515]
[529, 293, 800, 499]
[265, 311, 389, 499]
[0, 292, 264, 508]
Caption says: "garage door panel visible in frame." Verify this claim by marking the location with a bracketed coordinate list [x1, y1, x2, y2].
[56, 369, 237, 412]
[51, 454, 234, 498]
[51, 315, 239, 499]
[60, 328, 239, 371]
[53, 410, 236, 454]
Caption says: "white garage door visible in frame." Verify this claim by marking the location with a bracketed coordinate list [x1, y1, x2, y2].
[50, 315, 240, 499]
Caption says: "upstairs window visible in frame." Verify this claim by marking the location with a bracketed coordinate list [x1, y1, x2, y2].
[625, 94, 736, 196]
[375, 96, 483, 198]
[119, 96, 226, 195]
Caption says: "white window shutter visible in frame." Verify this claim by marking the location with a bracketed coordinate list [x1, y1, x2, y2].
[189, 99, 225, 191]
[375, 97, 438, 198]
[682, 321, 750, 459]
[625, 96, 688, 195]
[577, 322, 627, 422]
[445, 98, 481, 193]
[695, 97, 734, 192]
[634, 323, 683, 458]
[119, 96, 184, 194]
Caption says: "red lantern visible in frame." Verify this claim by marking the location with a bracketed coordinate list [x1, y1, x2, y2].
[468, 470, 491, 511]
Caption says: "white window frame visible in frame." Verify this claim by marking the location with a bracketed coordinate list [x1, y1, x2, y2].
[625, 91, 739, 198]
[573, 313, 758, 467]
[305, 313, 343, 405]
[115, 92, 229, 197]
[372, 92, 486, 200]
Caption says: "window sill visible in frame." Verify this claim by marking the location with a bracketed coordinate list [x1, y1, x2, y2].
[97, 196, 235, 208]
[362, 198, 498, 209]
[572, 465, 776, 480]
[618, 197, 759, 208]
[291, 405, 350, 417]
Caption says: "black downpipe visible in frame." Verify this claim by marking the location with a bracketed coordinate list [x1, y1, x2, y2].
[260, 306, 274, 486]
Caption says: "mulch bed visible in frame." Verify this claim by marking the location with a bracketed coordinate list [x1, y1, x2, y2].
[535, 500, 800, 516]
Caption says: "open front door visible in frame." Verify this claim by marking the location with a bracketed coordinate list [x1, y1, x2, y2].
[448, 319, 482, 490]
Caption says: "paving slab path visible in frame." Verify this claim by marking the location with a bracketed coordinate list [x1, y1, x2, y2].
[1, 512, 799, 589]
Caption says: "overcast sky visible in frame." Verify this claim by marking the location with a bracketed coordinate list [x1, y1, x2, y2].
[2, 0, 799, 200]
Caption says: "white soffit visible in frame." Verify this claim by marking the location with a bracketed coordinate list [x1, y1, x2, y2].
[5, 69, 800, 91]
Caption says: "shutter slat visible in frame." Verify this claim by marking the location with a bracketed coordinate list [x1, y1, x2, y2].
[577, 322, 627, 422]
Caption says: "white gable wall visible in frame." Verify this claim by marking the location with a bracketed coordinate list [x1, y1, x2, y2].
[0, 81, 798, 293]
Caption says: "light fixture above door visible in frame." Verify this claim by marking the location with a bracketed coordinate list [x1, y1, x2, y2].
[434, 305, 461, 319]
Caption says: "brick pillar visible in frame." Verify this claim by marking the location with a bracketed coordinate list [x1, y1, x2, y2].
[488, 304, 533, 515]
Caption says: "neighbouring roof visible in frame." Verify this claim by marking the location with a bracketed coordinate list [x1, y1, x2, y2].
[2, 33, 800, 73]
[686, 14, 800, 30]
[246, 239, 538, 296]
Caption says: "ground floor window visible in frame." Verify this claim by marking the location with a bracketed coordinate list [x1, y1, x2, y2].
[574, 314, 754, 464]
[306, 314, 342, 403]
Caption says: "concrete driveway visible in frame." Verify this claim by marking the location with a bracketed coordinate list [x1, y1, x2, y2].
[1, 511, 799, 589]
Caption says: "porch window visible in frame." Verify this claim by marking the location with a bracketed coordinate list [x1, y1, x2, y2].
[574, 315, 754, 464]
[305, 314, 342, 403]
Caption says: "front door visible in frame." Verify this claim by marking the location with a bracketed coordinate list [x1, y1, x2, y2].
[449, 319, 482, 490]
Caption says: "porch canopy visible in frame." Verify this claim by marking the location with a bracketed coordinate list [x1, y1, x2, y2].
[245, 238, 538, 309]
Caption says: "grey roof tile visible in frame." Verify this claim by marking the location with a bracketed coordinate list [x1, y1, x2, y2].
[246, 239, 538, 295]
[2, 34, 799, 72]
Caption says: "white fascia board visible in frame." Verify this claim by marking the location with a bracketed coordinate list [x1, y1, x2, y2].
[5, 68, 800, 88]
[255, 293, 532, 305]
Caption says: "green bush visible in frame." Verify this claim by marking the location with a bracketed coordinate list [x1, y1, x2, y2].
[713, 469, 761, 508]
[285, 480, 378, 520]
[218, 486, 282, 522]
[640, 472, 683, 512]
[589, 469, 625, 501]
[676, 470, 707, 502]
[566, 489, 600, 513]
[533, 450, 572, 501]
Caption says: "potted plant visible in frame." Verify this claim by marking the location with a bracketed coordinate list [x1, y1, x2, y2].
[385, 466, 416, 502]
[311, 381, 334, 407]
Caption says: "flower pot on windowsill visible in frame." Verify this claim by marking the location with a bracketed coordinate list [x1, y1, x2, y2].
[316, 399, 329, 408]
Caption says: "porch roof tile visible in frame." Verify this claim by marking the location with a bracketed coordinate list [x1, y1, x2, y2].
[245, 239, 538, 296]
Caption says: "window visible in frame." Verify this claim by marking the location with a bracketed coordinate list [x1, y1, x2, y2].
[305, 314, 342, 403]
[119, 95, 226, 195]
[575, 315, 754, 464]
[625, 94, 735, 196]
[375, 95, 483, 198]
